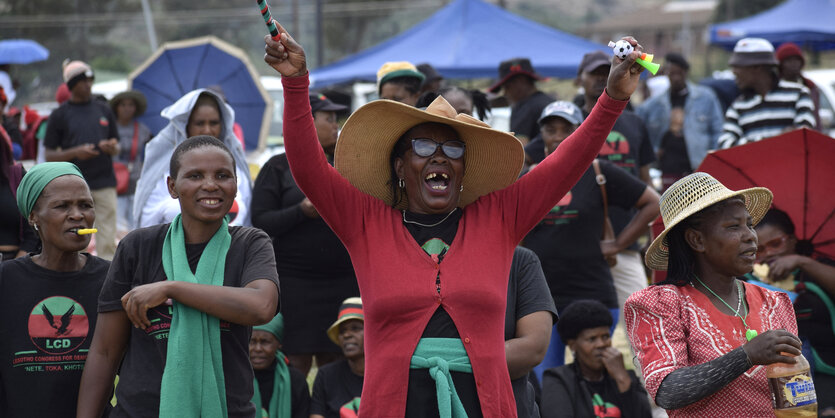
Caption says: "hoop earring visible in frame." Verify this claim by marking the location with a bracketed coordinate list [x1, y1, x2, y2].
[398, 178, 405, 189]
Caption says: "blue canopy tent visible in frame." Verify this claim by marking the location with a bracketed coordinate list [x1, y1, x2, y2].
[709, 0, 835, 50]
[310, 0, 607, 87]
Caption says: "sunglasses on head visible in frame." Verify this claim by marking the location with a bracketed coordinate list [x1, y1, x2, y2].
[411, 138, 466, 159]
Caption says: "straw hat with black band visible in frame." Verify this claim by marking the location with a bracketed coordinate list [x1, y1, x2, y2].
[645, 172, 773, 271]
[334, 95, 524, 210]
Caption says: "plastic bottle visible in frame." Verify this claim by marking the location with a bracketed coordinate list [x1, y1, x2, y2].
[767, 353, 817, 417]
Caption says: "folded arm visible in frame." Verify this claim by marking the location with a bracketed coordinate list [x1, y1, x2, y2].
[120, 278, 279, 329]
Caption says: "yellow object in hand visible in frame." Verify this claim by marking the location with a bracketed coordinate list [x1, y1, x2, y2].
[76, 228, 98, 235]
[752, 263, 770, 280]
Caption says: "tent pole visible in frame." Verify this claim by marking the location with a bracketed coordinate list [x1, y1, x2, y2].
[316, 0, 324, 68]
[140, 0, 159, 51]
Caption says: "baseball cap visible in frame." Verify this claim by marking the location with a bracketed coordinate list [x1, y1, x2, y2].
[578, 51, 611, 76]
[310, 93, 347, 113]
[538, 101, 585, 126]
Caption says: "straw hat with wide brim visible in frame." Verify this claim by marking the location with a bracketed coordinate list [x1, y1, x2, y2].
[334, 96, 524, 210]
[645, 172, 773, 271]
[109, 90, 148, 117]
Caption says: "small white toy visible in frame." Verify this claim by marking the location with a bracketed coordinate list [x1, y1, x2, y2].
[608, 40, 634, 59]
[607, 40, 660, 75]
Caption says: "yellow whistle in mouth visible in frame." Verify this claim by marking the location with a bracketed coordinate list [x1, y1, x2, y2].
[76, 228, 98, 235]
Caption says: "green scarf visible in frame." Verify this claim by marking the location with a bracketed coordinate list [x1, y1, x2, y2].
[410, 337, 473, 418]
[251, 351, 292, 418]
[15, 162, 83, 217]
[159, 214, 231, 418]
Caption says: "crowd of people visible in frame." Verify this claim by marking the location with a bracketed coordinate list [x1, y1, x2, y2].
[0, 19, 832, 418]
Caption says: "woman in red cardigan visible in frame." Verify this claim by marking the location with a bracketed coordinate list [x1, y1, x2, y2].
[264, 25, 645, 417]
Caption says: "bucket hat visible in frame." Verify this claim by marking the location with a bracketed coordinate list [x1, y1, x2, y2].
[645, 172, 773, 270]
[109, 90, 148, 117]
[327, 297, 363, 345]
[333, 95, 524, 210]
[728, 38, 778, 67]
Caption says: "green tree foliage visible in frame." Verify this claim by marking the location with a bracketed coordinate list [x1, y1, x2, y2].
[712, 0, 784, 22]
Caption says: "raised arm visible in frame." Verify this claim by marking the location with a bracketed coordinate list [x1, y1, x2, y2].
[263, 25, 368, 242]
[503, 38, 645, 241]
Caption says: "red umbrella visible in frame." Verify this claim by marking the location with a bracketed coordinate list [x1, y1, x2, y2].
[650, 128, 835, 283]
[698, 128, 835, 260]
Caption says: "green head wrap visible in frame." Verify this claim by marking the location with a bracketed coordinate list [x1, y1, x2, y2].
[254, 313, 284, 343]
[16, 162, 85, 218]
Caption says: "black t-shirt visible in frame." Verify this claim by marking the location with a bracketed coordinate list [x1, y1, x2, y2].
[402, 209, 483, 417]
[310, 359, 363, 418]
[0, 254, 109, 417]
[44, 100, 118, 190]
[254, 360, 311, 418]
[522, 161, 646, 310]
[525, 111, 653, 252]
[659, 131, 691, 175]
[506, 247, 557, 418]
[511, 91, 554, 142]
[98, 224, 280, 418]
[251, 153, 355, 279]
[0, 174, 38, 252]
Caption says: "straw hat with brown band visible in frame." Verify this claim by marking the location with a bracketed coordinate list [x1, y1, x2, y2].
[645, 172, 773, 271]
[333, 95, 525, 211]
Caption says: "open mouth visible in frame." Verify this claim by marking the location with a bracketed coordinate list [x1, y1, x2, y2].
[424, 172, 450, 191]
[198, 198, 222, 206]
[741, 248, 757, 257]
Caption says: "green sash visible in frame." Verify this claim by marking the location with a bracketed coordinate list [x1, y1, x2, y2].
[159, 215, 231, 417]
[409, 337, 473, 418]
[252, 351, 292, 418]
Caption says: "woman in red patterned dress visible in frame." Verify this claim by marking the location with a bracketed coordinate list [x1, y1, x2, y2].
[625, 173, 803, 416]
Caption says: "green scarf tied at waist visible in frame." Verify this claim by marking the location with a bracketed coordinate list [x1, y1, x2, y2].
[252, 314, 292, 418]
[410, 337, 473, 418]
[159, 214, 231, 418]
[15, 162, 83, 217]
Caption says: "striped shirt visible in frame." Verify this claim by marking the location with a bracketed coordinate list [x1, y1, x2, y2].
[718, 79, 816, 149]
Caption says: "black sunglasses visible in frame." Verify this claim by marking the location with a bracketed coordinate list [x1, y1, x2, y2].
[411, 138, 466, 159]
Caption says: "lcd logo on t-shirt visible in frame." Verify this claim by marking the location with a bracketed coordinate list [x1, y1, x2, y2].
[598, 131, 634, 168]
[27, 296, 89, 355]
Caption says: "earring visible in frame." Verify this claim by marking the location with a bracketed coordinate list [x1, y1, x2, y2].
[33, 224, 39, 232]
[460, 184, 464, 192]
[398, 178, 405, 189]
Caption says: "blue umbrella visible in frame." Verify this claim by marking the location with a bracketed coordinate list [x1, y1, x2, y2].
[0, 39, 49, 65]
[129, 36, 272, 152]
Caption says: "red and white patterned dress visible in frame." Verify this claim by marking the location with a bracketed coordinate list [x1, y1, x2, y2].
[624, 281, 797, 417]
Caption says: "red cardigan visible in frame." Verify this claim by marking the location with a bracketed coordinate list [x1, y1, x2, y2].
[282, 75, 626, 417]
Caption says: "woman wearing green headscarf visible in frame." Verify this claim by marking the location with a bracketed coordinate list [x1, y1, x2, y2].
[250, 313, 311, 418]
[0, 162, 110, 417]
[77, 136, 280, 418]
